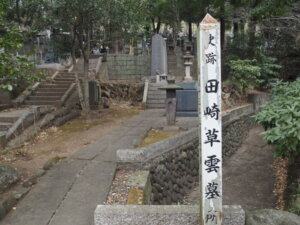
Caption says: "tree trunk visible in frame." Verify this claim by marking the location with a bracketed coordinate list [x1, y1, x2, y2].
[75, 72, 85, 108]
[233, 15, 239, 38]
[71, 27, 76, 66]
[82, 56, 90, 115]
[75, 17, 90, 115]
[151, 18, 156, 33]
[82, 30, 90, 115]
[188, 20, 192, 41]
[220, 4, 225, 49]
[16, 0, 21, 24]
[248, 19, 257, 56]
[156, 18, 161, 34]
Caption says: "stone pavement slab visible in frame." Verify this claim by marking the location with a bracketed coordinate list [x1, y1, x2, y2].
[0, 160, 87, 225]
[48, 161, 116, 225]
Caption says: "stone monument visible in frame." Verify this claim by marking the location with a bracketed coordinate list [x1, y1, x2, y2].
[151, 34, 168, 83]
[198, 14, 223, 225]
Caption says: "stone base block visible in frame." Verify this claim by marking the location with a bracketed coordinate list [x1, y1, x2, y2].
[94, 205, 245, 225]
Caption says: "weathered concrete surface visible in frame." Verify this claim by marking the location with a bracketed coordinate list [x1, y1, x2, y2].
[94, 205, 245, 225]
[127, 170, 152, 204]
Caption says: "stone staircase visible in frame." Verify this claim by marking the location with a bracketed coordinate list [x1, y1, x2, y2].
[146, 83, 166, 109]
[0, 57, 102, 150]
[24, 71, 77, 106]
[0, 109, 35, 148]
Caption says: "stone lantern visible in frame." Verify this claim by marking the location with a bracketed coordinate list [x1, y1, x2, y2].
[159, 83, 183, 126]
[183, 51, 194, 82]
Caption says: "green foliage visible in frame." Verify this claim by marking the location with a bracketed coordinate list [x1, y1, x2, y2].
[255, 79, 300, 158]
[256, 53, 282, 85]
[227, 59, 261, 93]
[0, 1, 41, 92]
[249, 0, 296, 21]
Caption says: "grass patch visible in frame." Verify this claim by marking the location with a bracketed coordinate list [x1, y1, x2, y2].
[136, 129, 180, 149]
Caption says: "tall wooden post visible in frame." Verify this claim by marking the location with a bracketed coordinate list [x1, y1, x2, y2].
[198, 14, 223, 225]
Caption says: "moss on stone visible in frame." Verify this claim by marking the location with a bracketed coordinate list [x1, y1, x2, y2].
[137, 129, 180, 149]
[127, 187, 144, 205]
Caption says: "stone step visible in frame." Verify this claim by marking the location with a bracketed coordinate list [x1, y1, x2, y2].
[52, 81, 73, 86]
[37, 88, 66, 92]
[147, 95, 166, 100]
[24, 100, 57, 106]
[148, 90, 166, 94]
[57, 75, 76, 79]
[147, 99, 165, 104]
[146, 103, 165, 109]
[28, 96, 61, 101]
[148, 83, 165, 87]
[148, 88, 166, 92]
[58, 72, 75, 76]
[0, 122, 12, 131]
[33, 92, 63, 97]
[40, 84, 69, 88]
[0, 116, 19, 123]
[54, 77, 75, 82]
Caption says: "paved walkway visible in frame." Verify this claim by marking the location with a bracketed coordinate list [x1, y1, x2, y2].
[1, 109, 197, 225]
[0, 109, 168, 225]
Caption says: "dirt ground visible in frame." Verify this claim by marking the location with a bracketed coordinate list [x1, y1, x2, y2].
[0, 102, 141, 186]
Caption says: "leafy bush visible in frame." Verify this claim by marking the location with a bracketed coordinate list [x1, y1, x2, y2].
[227, 59, 261, 93]
[227, 52, 281, 93]
[255, 79, 300, 158]
[256, 52, 281, 86]
[0, 3, 41, 92]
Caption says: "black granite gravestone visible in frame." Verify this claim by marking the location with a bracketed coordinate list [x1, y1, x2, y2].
[176, 82, 198, 117]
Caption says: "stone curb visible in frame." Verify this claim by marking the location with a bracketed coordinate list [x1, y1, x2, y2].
[94, 205, 245, 225]
[117, 104, 255, 165]
[0, 157, 64, 221]
[0, 168, 46, 220]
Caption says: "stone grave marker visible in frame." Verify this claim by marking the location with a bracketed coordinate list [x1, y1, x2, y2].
[198, 14, 223, 225]
[151, 34, 168, 77]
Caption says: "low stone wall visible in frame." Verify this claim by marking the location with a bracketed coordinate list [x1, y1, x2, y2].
[100, 82, 144, 103]
[107, 54, 150, 81]
[117, 104, 256, 204]
[94, 205, 245, 225]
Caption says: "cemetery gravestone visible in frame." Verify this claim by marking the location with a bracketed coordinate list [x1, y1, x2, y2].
[151, 34, 168, 77]
[176, 82, 198, 117]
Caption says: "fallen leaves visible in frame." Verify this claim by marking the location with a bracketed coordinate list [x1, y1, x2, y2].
[272, 157, 289, 210]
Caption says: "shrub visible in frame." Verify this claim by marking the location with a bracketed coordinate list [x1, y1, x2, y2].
[227, 52, 281, 93]
[255, 79, 300, 158]
[227, 59, 261, 93]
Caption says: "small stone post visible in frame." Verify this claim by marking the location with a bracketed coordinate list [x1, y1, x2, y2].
[198, 14, 223, 225]
[159, 84, 183, 126]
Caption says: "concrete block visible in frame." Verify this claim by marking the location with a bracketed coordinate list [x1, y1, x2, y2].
[116, 128, 197, 164]
[127, 170, 152, 204]
[94, 205, 245, 225]
[248, 93, 270, 112]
